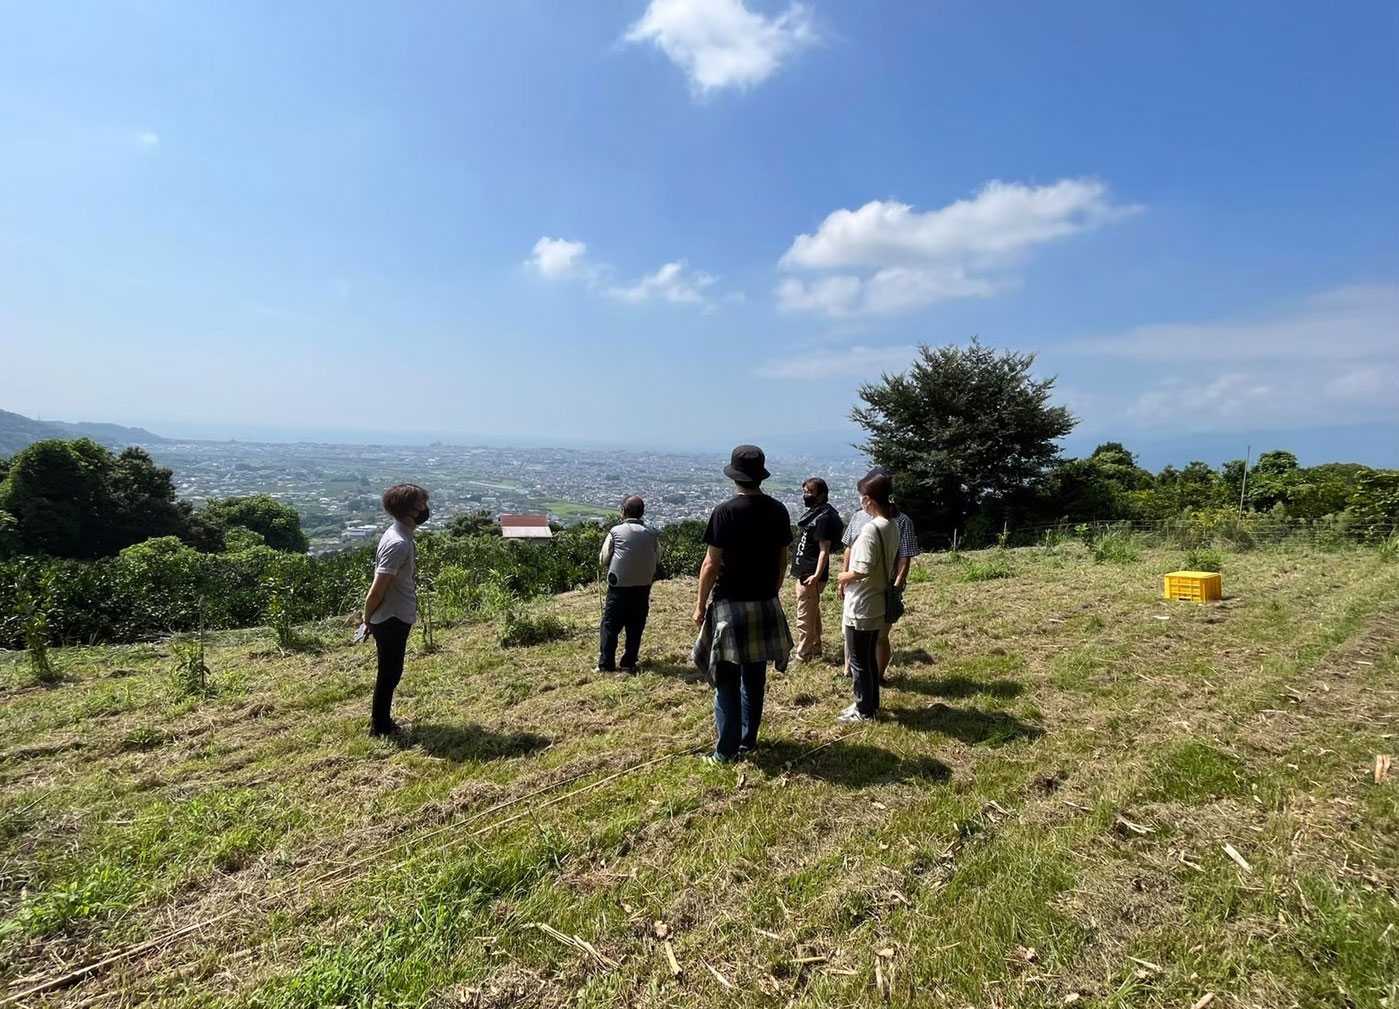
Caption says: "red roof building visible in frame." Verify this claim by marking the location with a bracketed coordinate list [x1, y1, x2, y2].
[499, 513, 553, 540]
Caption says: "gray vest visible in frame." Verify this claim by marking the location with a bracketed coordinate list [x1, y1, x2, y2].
[607, 520, 659, 588]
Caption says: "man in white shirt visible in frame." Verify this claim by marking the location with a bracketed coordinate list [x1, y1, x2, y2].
[360, 483, 429, 737]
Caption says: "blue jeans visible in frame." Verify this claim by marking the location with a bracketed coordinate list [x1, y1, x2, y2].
[713, 661, 767, 759]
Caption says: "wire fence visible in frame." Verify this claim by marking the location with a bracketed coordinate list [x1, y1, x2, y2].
[926, 515, 1399, 553]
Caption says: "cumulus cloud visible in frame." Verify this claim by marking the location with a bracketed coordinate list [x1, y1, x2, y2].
[624, 0, 816, 95]
[777, 179, 1137, 317]
[775, 275, 862, 316]
[526, 237, 589, 278]
[756, 343, 917, 380]
[608, 260, 718, 305]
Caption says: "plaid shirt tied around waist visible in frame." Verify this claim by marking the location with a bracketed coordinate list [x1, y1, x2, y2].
[692, 596, 794, 683]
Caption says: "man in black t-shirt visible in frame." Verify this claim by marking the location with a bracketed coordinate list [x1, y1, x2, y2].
[693, 445, 794, 763]
[790, 477, 844, 662]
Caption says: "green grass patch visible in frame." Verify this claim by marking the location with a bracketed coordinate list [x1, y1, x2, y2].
[1142, 740, 1250, 802]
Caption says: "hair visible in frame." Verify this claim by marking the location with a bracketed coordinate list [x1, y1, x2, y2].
[382, 483, 428, 521]
[621, 495, 645, 519]
[860, 473, 893, 508]
[802, 477, 828, 497]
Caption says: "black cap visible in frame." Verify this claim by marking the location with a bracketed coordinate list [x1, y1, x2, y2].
[724, 444, 770, 483]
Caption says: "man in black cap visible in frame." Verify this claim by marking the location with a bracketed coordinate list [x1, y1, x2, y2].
[692, 445, 794, 763]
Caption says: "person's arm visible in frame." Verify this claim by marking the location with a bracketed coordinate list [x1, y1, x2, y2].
[840, 526, 873, 592]
[694, 545, 722, 625]
[361, 570, 395, 625]
[838, 566, 867, 589]
[775, 545, 789, 596]
[598, 531, 614, 568]
[806, 538, 832, 585]
[894, 556, 912, 590]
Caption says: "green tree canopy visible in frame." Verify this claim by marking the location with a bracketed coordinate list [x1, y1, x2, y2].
[0, 439, 193, 558]
[200, 495, 309, 553]
[851, 340, 1076, 537]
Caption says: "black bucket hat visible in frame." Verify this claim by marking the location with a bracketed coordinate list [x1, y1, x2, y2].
[724, 444, 770, 483]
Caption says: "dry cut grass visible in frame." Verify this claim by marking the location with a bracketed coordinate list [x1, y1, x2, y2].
[1, 539, 1397, 1008]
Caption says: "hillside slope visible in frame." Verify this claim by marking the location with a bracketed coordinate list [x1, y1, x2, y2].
[2, 543, 1397, 1008]
[0, 408, 165, 456]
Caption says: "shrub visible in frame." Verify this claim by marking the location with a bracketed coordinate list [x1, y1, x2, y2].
[1183, 547, 1224, 572]
[1378, 533, 1399, 564]
[499, 608, 570, 648]
[1091, 529, 1141, 564]
[658, 520, 707, 580]
[169, 636, 212, 699]
[960, 551, 1013, 582]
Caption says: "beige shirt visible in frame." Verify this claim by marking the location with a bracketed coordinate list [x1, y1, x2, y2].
[842, 516, 898, 630]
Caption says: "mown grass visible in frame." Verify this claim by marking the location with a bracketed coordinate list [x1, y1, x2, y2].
[1, 540, 1397, 1008]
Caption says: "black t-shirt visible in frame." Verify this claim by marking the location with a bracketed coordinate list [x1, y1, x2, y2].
[791, 503, 844, 579]
[703, 493, 794, 601]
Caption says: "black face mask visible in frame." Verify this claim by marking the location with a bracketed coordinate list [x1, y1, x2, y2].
[414, 506, 430, 525]
[802, 495, 820, 509]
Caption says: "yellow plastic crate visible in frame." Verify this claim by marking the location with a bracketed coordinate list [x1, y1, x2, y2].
[1163, 570, 1222, 603]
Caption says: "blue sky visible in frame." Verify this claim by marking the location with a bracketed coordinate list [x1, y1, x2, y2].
[3, 0, 1397, 466]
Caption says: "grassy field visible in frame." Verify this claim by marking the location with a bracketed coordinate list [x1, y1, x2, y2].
[2, 540, 1397, 1008]
[538, 501, 617, 522]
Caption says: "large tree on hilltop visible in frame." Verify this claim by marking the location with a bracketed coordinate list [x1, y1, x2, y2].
[851, 340, 1076, 539]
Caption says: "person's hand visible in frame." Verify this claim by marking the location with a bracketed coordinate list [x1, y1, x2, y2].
[692, 606, 705, 628]
[801, 575, 814, 587]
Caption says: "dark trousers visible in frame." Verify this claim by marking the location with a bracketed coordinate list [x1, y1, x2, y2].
[713, 661, 767, 759]
[370, 617, 411, 732]
[845, 625, 881, 717]
[598, 584, 651, 670]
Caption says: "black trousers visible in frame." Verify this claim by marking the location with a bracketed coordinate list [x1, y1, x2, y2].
[370, 617, 411, 732]
[845, 625, 881, 717]
[598, 584, 652, 670]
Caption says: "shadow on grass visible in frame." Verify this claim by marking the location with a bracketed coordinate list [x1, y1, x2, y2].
[403, 723, 552, 762]
[894, 675, 1025, 700]
[748, 738, 952, 789]
[646, 661, 709, 685]
[889, 702, 1043, 746]
[892, 648, 937, 666]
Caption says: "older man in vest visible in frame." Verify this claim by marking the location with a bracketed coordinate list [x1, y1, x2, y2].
[596, 495, 661, 673]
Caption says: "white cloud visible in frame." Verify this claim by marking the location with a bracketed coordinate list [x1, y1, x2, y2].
[1324, 363, 1399, 404]
[1094, 283, 1399, 432]
[624, 0, 816, 95]
[776, 275, 862, 316]
[778, 179, 1137, 317]
[608, 260, 718, 305]
[526, 236, 588, 278]
[756, 344, 917, 380]
[1076, 283, 1399, 362]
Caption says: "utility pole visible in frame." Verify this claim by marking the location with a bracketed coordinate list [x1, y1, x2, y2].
[1238, 444, 1251, 516]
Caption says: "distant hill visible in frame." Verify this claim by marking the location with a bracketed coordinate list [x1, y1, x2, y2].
[0, 409, 166, 456]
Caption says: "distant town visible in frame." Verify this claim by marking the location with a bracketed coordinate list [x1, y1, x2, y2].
[147, 439, 868, 552]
